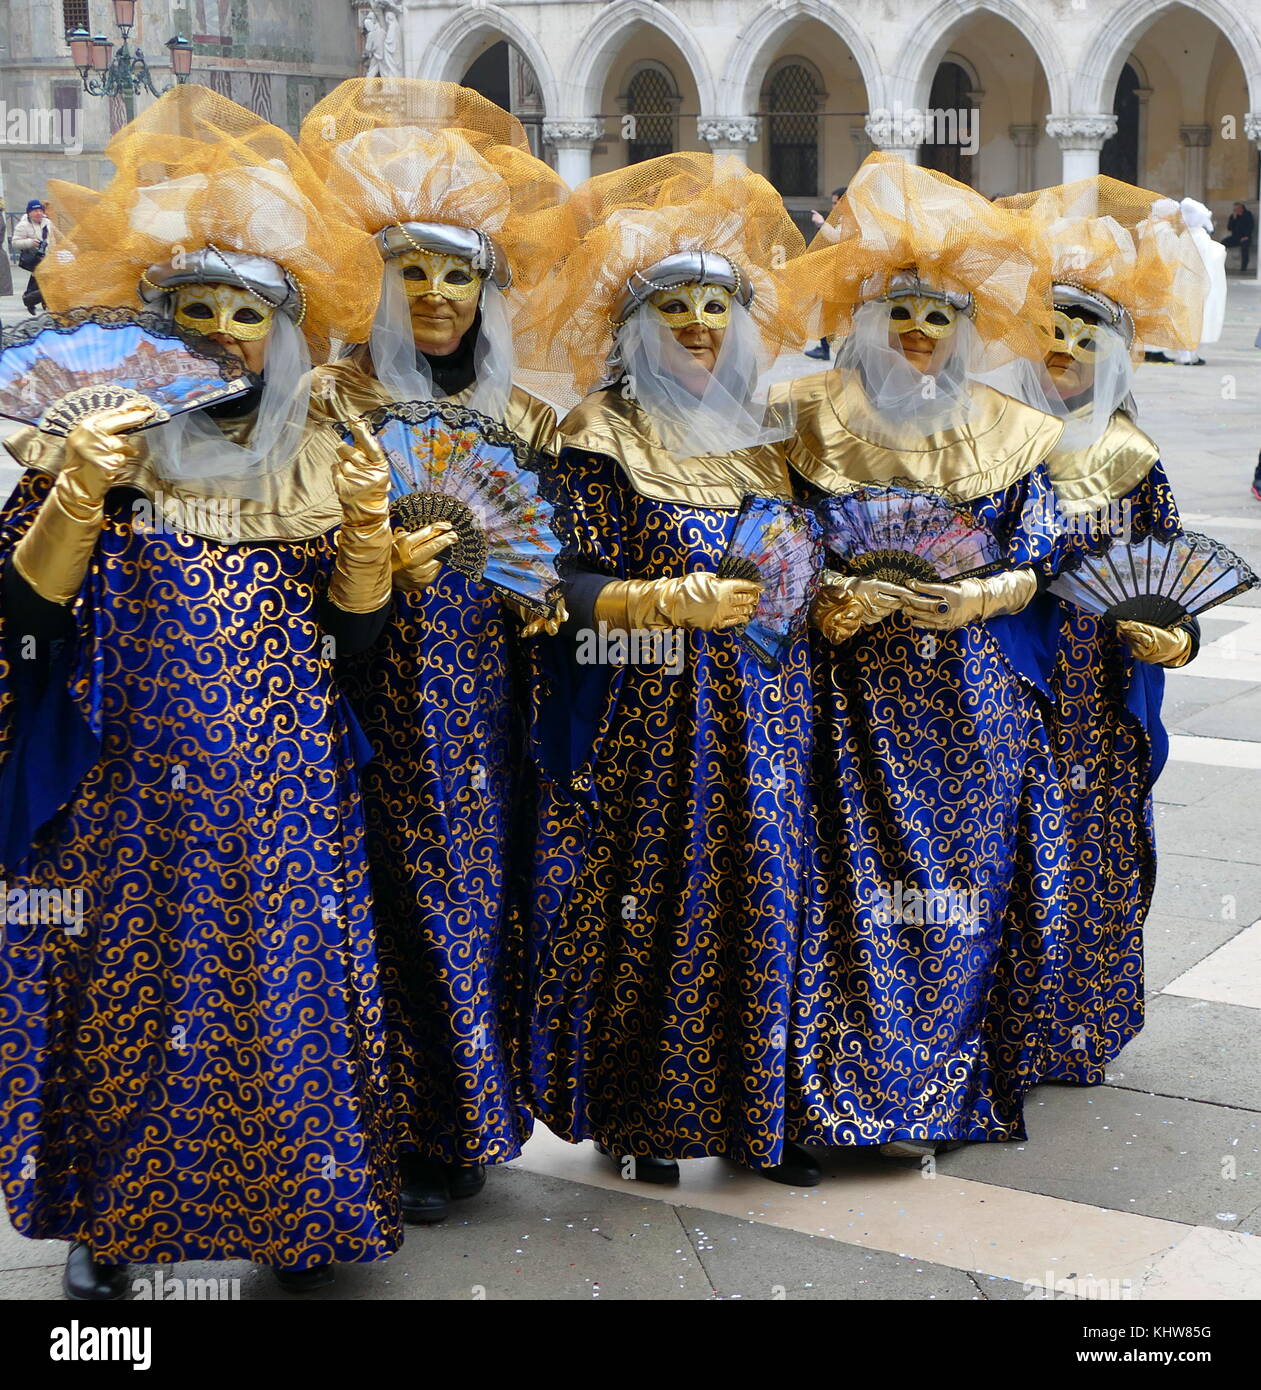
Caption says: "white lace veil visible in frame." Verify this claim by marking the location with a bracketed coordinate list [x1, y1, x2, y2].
[145, 311, 313, 494]
[368, 258, 514, 419]
[614, 297, 792, 459]
[837, 297, 981, 447]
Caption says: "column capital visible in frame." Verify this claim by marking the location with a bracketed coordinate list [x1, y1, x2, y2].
[1008, 123, 1038, 148]
[542, 118, 603, 149]
[697, 116, 760, 147]
[1244, 113, 1261, 145]
[864, 109, 922, 156]
[1179, 123, 1212, 148]
[1045, 113, 1117, 151]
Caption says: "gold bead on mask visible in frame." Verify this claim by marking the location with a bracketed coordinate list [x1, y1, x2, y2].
[397, 249, 483, 302]
[648, 282, 733, 331]
[172, 283, 275, 343]
[888, 295, 958, 340]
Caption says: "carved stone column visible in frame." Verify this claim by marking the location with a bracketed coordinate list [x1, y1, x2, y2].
[1045, 113, 1117, 182]
[1179, 123, 1212, 203]
[864, 108, 923, 163]
[543, 118, 603, 186]
[697, 116, 759, 165]
[1009, 124, 1038, 194]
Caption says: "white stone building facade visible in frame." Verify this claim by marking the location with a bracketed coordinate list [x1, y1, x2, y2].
[1, 1, 1258, 243]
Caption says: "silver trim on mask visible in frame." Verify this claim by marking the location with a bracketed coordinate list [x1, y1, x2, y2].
[880, 270, 974, 316]
[376, 221, 512, 290]
[611, 251, 752, 328]
[139, 245, 303, 321]
[1052, 281, 1135, 350]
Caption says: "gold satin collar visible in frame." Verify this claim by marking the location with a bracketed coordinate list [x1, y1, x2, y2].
[779, 368, 1064, 503]
[3, 406, 344, 544]
[1047, 409, 1159, 514]
[558, 389, 794, 507]
[310, 357, 560, 457]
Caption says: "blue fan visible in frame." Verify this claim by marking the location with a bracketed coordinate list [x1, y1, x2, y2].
[817, 482, 1003, 586]
[0, 306, 255, 434]
[1050, 530, 1259, 625]
[342, 399, 565, 616]
[717, 494, 824, 668]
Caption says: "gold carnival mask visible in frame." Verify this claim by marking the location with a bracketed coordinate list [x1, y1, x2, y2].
[648, 282, 733, 331]
[888, 295, 958, 339]
[397, 249, 483, 302]
[172, 283, 275, 342]
[1051, 309, 1106, 363]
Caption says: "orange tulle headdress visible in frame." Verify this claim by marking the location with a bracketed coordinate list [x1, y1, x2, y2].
[517, 151, 808, 398]
[996, 176, 1208, 356]
[298, 78, 572, 295]
[785, 152, 1054, 363]
[38, 84, 377, 353]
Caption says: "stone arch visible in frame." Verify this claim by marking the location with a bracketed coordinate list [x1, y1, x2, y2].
[414, 5, 560, 117]
[720, 0, 880, 115]
[565, 0, 715, 122]
[1076, 0, 1261, 113]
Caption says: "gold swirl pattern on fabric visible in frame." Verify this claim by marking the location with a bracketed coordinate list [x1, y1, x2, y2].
[776, 370, 1064, 502]
[558, 389, 793, 507]
[0, 472, 401, 1263]
[1046, 410, 1160, 514]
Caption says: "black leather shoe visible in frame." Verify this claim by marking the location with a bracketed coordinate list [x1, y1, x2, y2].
[271, 1263, 334, 1294]
[63, 1242, 128, 1301]
[804, 345, 830, 360]
[447, 1162, 486, 1201]
[595, 1142, 680, 1184]
[749, 1140, 822, 1187]
[400, 1152, 450, 1224]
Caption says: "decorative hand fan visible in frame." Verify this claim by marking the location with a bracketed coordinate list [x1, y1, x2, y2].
[1050, 530, 1259, 626]
[0, 306, 255, 435]
[717, 493, 824, 669]
[817, 482, 1003, 586]
[344, 399, 565, 616]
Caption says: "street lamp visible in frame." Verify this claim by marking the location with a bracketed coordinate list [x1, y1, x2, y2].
[65, 1, 194, 99]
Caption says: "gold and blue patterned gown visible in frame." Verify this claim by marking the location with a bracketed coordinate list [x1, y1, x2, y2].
[312, 363, 554, 1167]
[783, 371, 1070, 1144]
[524, 390, 813, 1166]
[0, 421, 400, 1267]
[1028, 412, 1182, 1084]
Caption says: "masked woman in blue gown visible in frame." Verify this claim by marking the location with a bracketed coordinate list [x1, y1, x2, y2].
[776, 155, 1070, 1157]
[300, 80, 575, 1223]
[991, 179, 1213, 1084]
[0, 87, 401, 1298]
[518, 153, 824, 1185]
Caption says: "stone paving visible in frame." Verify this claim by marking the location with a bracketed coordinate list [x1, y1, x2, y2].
[0, 279, 1259, 1301]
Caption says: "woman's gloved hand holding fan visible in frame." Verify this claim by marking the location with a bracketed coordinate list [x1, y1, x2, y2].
[814, 481, 1004, 631]
[716, 494, 825, 668]
[1050, 530, 1259, 666]
[338, 400, 566, 618]
[0, 306, 255, 434]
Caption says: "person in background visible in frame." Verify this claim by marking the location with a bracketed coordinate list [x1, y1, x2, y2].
[11, 199, 57, 314]
[1223, 201, 1254, 274]
[804, 186, 846, 360]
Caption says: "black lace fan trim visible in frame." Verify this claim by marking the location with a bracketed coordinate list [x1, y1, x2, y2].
[348, 397, 573, 618]
[1, 305, 261, 389]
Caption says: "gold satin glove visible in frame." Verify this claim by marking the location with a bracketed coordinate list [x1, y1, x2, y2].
[593, 572, 761, 632]
[904, 566, 1038, 631]
[506, 595, 569, 638]
[811, 577, 865, 644]
[328, 418, 394, 614]
[1116, 619, 1194, 668]
[835, 574, 921, 627]
[12, 401, 153, 604]
[392, 523, 457, 593]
